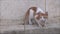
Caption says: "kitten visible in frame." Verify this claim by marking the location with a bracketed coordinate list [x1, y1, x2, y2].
[24, 7, 48, 27]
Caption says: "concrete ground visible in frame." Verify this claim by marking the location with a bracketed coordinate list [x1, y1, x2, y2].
[0, 23, 60, 34]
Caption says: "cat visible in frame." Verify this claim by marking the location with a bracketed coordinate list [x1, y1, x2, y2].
[24, 7, 48, 27]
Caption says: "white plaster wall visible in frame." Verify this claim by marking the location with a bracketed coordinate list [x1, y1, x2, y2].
[0, 0, 46, 19]
[0, 0, 60, 25]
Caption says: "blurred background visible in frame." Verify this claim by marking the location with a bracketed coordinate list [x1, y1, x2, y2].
[0, 0, 60, 34]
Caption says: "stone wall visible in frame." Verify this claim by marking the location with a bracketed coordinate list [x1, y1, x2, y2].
[0, 0, 60, 25]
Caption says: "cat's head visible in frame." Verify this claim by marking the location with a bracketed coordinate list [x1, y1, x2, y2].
[35, 12, 48, 22]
